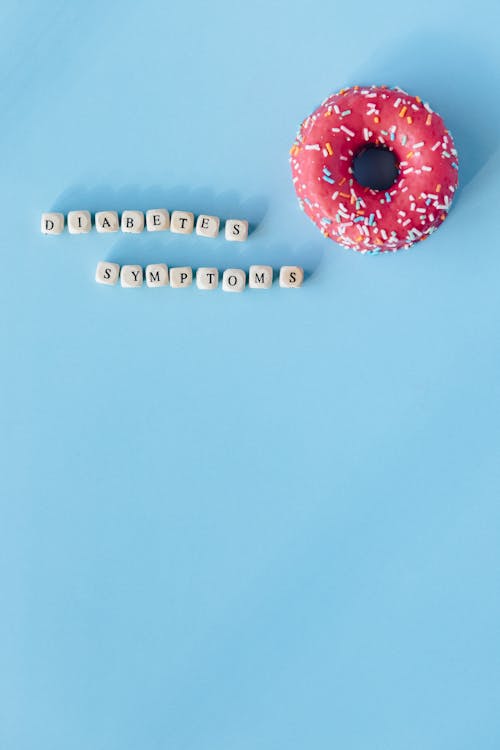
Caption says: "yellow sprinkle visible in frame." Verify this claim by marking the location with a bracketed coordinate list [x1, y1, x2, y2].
[436, 183, 441, 192]
[407, 116, 413, 125]
[426, 114, 432, 126]
[399, 106, 407, 118]
[356, 236, 363, 242]
[406, 151, 414, 159]
[326, 142, 333, 155]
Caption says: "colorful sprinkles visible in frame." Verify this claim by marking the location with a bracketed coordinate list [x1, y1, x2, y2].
[289, 85, 459, 253]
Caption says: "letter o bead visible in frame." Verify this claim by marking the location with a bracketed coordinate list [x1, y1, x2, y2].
[222, 268, 246, 292]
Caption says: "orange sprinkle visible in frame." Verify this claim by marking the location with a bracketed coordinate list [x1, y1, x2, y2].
[436, 183, 441, 192]
[415, 95, 421, 103]
[356, 210, 365, 215]
[399, 106, 407, 118]
[339, 177, 346, 186]
[325, 142, 333, 155]
[324, 110, 331, 117]
[406, 151, 414, 159]
[374, 116, 380, 124]
[441, 213, 446, 221]
[407, 116, 413, 125]
[339, 192, 350, 198]
[356, 236, 363, 242]
[426, 114, 432, 126]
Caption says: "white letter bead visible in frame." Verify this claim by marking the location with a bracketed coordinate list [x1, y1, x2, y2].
[146, 263, 169, 287]
[279, 266, 304, 288]
[196, 267, 219, 290]
[146, 209, 170, 232]
[95, 261, 120, 286]
[249, 265, 273, 289]
[196, 214, 220, 238]
[170, 211, 194, 234]
[95, 211, 119, 233]
[120, 264, 143, 287]
[41, 212, 64, 234]
[121, 210, 144, 233]
[222, 268, 246, 292]
[68, 210, 91, 234]
[170, 267, 193, 288]
[225, 219, 248, 242]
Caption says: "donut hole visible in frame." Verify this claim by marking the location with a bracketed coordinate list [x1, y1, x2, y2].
[353, 145, 399, 191]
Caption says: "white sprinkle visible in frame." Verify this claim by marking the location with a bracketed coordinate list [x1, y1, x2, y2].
[413, 141, 424, 150]
[403, 218, 411, 226]
[340, 125, 355, 137]
[394, 97, 401, 108]
[431, 141, 441, 151]
[403, 167, 414, 174]
[381, 229, 388, 240]
[305, 144, 320, 150]
[421, 165, 432, 172]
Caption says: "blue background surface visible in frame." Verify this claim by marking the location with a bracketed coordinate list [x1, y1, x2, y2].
[1, 1, 499, 748]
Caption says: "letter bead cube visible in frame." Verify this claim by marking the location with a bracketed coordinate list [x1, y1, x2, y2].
[170, 267, 193, 288]
[279, 266, 304, 288]
[146, 263, 169, 287]
[41, 212, 64, 234]
[68, 210, 91, 234]
[222, 268, 246, 292]
[225, 219, 248, 242]
[120, 264, 143, 287]
[249, 265, 273, 289]
[95, 211, 119, 233]
[170, 211, 194, 234]
[95, 261, 120, 286]
[146, 209, 170, 232]
[196, 267, 219, 290]
[196, 215, 220, 238]
[121, 210, 144, 233]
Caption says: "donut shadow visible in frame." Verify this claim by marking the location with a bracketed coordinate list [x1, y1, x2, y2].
[349, 30, 500, 198]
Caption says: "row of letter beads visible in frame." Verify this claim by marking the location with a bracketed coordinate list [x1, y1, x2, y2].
[41, 211, 248, 241]
[96, 263, 304, 290]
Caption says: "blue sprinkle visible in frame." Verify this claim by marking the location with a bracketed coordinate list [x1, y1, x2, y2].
[368, 213, 375, 225]
[354, 216, 365, 223]
[385, 192, 391, 203]
[323, 166, 332, 176]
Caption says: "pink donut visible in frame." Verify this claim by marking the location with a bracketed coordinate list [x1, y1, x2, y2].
[290, 85, 459, 253]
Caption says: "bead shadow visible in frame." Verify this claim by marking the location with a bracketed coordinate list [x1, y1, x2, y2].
[50, 184, 326, 275]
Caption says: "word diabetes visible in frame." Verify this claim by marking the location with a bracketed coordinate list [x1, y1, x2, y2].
[41, 210, 249, 241]
[96, 263, 304, 291]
